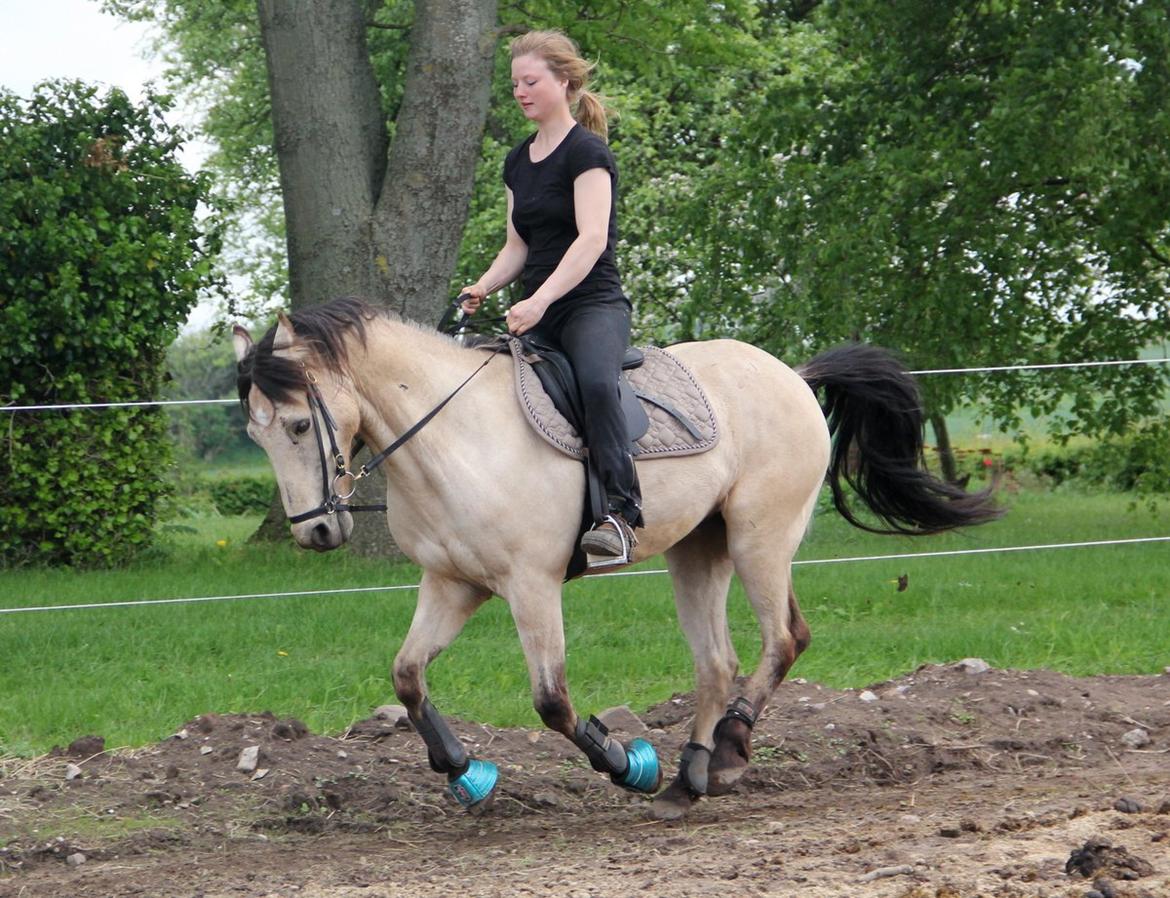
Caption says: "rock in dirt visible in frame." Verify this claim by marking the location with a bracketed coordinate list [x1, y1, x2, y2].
[1065, 838, 1155, 880]
[373, 704, 410, 727]
[65, 852, 86, 867]
[1120, 728, 1151, 749]
[952, 658, 991, 674]
[597, 705, 648, 734]
[64, 763, 83, 781]
[237, 745, 263, 774]
[1113, 797, 1143, 814]
[859, 863, 916, 882]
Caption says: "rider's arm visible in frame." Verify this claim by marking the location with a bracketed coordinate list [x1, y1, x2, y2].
[462, 189, 526, 311]
[522, 168, 610, 313]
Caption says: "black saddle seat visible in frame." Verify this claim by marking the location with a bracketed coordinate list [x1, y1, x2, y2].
[517, 336, 650, 447]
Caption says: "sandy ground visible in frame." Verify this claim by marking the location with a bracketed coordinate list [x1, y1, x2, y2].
[2, 663, 1167, 898]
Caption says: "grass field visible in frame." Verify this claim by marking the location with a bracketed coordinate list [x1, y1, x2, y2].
[1, 486, 1166, 757]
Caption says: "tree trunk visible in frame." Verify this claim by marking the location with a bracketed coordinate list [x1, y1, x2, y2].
[372, 0, 498, 324]
[929, 412, 961, 485]
[253, 0, 500, 556]
[256, 0, 388, 306]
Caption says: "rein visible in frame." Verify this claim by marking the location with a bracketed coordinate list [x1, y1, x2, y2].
[288, 348, 497, 526]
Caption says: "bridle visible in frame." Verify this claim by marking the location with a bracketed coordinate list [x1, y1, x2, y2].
[287, 350, 496, 525]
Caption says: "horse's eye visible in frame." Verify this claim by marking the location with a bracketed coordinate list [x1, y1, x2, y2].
[293, 419, 312, 436]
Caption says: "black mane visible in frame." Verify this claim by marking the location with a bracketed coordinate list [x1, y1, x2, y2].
[237, 298, 380, 405]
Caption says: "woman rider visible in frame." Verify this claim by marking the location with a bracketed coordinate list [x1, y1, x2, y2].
[460, 30, 641, 562]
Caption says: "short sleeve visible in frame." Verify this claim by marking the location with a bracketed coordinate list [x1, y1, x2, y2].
[565, 130, 617, 182]
[503, 142, 521, 189]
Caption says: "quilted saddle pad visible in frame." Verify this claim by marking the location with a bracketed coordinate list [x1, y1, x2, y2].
[507, 337, 719, 460]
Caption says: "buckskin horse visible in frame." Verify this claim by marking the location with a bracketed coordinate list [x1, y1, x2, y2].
[233, 297, 999, 820]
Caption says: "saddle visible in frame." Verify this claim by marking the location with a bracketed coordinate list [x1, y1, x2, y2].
[501, 335, 720, 579]
[515, 335, 650, 453]
[508, 336, 718, 462]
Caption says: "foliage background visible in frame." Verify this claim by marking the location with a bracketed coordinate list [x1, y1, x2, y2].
[114, 1, 1170, 447]
[0, 82, 222, 567]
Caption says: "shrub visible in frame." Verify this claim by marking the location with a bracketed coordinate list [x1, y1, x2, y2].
[1008, 423, 1170, 494]
[0, 82, 223, 567]
[207, 476, 274, 517]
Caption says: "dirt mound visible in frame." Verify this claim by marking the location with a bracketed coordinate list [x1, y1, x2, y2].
[2, 664, 1167, 897]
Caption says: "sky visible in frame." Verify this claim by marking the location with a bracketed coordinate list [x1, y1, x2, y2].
[1, 0, 220, 331]
[0, 0, 163, 103]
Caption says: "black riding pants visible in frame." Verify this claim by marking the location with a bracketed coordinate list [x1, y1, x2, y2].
[529, 298, 643, 527]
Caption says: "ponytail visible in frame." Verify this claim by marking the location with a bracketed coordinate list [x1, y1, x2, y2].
[574, 89, 611, 141]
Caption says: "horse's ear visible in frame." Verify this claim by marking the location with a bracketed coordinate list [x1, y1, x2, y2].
[247, 383, 276, 427]
[273, 312, 298, 353]
[232, 325, 253, 363]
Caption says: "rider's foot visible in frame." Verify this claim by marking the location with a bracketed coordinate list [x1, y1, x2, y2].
[580, 514, 637, 560]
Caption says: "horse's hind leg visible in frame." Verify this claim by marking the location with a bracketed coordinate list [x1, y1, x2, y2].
[650, 515, 738, 820]
[392, 572, 495, 809]
[707, 512, 812, 796]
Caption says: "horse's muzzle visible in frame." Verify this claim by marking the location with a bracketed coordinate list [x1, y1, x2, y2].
[297, 514, 351, 551]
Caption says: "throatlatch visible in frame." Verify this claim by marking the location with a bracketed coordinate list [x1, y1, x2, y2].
[572, 715, 662, 794]
[411, 698, 498, 808]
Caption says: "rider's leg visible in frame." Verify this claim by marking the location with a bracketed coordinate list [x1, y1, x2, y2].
[554, 300, 642, 557]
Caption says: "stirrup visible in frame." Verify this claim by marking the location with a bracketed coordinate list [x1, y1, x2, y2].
[582, 514, 637, 569]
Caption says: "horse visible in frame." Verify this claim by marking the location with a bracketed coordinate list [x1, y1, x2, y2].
[233, 297, 999, 820]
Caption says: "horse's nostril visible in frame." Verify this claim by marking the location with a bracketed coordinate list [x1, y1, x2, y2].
[311, 522, 332, 548]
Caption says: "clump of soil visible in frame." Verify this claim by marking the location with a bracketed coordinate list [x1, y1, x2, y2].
[2, 664, 1167, 898]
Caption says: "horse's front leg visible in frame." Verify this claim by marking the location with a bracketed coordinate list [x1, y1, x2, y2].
[392, 572, 494, 809]
[507, 580, 663, 796]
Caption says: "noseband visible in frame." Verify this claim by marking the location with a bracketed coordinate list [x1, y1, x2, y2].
[287, 353, 496, 525]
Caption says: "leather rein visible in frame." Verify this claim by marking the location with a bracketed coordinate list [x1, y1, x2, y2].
[288, 332, 496, 526]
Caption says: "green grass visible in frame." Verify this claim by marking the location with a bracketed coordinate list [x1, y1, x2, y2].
[0, 488, 1166, 756]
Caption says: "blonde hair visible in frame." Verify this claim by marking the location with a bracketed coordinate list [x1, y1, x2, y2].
[510, 30, 612, 141]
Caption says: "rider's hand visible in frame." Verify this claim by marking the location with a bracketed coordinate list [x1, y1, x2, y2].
[460, 285, 486, 315]
[505, 296, 549, 336]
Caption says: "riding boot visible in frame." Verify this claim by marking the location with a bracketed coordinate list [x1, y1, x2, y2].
[580, 510, 638, 559]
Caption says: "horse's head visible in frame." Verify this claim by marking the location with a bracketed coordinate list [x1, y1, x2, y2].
[233, 310, 366, 551]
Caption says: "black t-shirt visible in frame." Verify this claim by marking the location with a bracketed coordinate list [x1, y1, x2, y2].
[504, 124, 625, 306]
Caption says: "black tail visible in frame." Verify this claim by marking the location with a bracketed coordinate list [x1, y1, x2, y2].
[798, 344, 1002, 535]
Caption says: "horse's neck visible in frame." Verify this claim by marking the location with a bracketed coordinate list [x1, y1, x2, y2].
[352, 319, 495, 452]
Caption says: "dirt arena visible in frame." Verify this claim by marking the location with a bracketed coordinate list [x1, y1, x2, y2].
[2, 662, 1167, 898]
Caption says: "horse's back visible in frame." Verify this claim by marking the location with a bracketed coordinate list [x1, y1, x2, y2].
[666, 339, 828, 445]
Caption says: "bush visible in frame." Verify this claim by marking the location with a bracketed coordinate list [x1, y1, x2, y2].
[1007, 423, 1170, 494]
[0, 82, 223, 567]
[207, 476, 274, 516]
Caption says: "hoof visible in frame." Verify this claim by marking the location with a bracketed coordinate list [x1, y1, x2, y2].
[706, 764, 747, 796]
[448, 758, 498, 810]
[614, 738, 662, 794]
[647, 778, 699, 821]
[707, 718, 751, 797]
